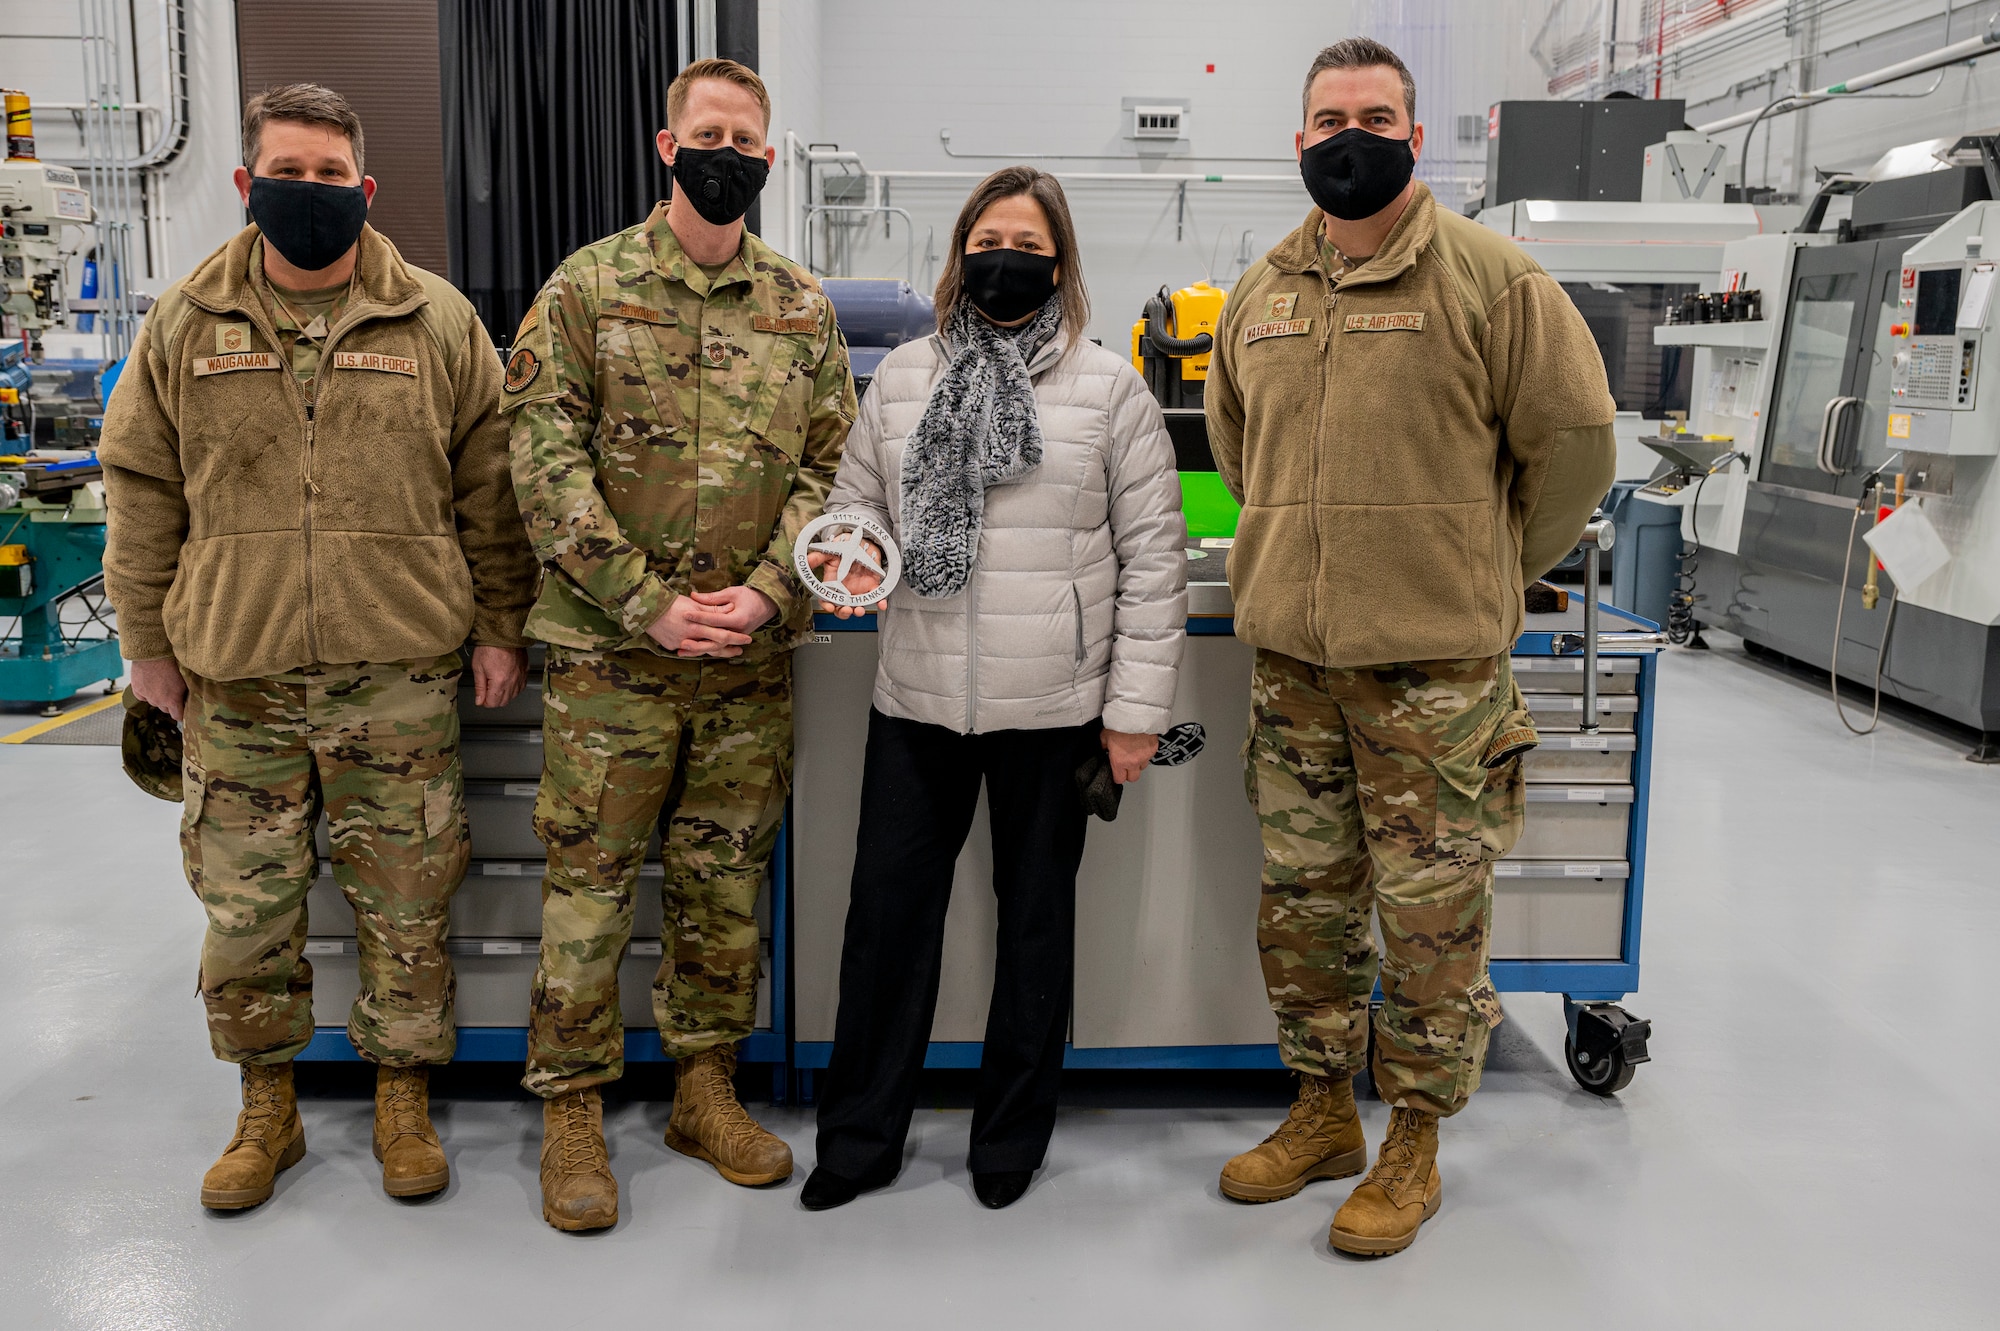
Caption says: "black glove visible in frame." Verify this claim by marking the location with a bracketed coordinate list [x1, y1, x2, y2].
[1074, 748, 1123, 822]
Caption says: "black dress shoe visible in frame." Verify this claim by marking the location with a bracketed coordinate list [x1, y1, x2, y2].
[972, 1170, 1033, 1209]
[800, 1167, 870, 1211]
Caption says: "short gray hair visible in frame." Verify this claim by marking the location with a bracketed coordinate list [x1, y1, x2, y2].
[1301, 38, 1416, 124]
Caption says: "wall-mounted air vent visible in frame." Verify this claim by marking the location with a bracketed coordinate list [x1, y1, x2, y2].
[1131, 105, 1186, 140]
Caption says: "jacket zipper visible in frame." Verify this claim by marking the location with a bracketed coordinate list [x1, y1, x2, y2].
[297, 305, 380, 664]
[1308, 278, 1338, 650]
[965, 572, 979, 733]
[1072, 583, 1085, 664]
[302, 396, 319, 662]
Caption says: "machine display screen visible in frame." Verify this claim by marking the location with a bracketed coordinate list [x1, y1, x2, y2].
[1560, 281, 1696, 417]
[1915, 267, 1962, 336]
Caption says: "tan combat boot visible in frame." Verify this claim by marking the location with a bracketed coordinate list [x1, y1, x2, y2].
[373, 1066, 449, 1198]
[1329, 1106, 1442, 1256]
[665, 1045, 793, 1186]
[540, 1088, 618, 1232]
[1219, 1072, 1367, 1202]
[200, 1062, 306, 1210]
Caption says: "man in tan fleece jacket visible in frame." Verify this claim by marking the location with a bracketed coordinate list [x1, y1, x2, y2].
[99, 85, 536, 1211]
[1206, 39, 1617, 1257]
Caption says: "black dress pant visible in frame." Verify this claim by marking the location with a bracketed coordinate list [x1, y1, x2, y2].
[814, 708, 1095, 1183]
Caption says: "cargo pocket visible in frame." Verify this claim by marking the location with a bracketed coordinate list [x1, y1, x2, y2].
[422, 766, 467, 878]
[1435, 672, 1539, 866]
[532, 738, 611, 874]
[1476, 680, 1536, 861]
[179, 761, 208, 896]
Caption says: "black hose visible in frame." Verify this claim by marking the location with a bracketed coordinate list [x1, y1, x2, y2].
[1144, 288, 1212, 358]
[1665, 469, 1711, 645]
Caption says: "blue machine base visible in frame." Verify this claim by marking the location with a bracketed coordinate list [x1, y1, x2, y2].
[298, 1027, 787, 1066]
[0, 637, 123, 704]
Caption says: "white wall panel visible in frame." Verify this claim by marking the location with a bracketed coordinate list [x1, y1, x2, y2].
[811, 0, 1351, 347]
[0, 0, 243, 293]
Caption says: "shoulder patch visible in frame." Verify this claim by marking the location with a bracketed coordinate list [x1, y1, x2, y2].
[752, 311, 820, 331]
[1343, 312, 1427, 333]
[504, 347, 542, 393]
[514, 304, 541, 340]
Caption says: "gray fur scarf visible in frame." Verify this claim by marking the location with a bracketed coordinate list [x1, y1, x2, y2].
[898, 297, 1062, 598]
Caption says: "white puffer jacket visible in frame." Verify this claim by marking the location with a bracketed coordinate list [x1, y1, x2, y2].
[824, 330, 1187, 735]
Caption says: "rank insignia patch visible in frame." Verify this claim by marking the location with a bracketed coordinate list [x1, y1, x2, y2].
[504, 347, 542, 393]
[216, 323, 252, 354]
[1265, 292, 1299, 321]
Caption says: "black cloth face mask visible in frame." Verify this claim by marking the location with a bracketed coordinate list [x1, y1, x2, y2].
[672, 145, 771, 226]
[1299, 128, 1416, 222]
[960, 248, 1058, 324]
[248, 177, 369, 273]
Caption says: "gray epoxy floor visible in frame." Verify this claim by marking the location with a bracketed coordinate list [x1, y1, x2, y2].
[2, 638, 1996, 1329]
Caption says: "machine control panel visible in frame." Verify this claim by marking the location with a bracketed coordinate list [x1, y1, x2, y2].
[1891, 261, 1990, 410]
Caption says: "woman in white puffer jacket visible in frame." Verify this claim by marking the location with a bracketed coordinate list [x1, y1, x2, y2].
[801, 167, 1187, 1213]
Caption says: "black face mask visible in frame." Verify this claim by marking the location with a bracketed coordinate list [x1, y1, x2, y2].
[671, 145, 770, 226]
[247, 177, 369, 273]
[961, 248, 1058, 324]
[1299, 128, 1416, 222]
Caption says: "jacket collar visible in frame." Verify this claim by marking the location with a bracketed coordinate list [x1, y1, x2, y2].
[180, 222, 427, 319]
[1266, 183, 1437, 287]
[930, 310, 1072, 378]
[643, 202, 758, 294]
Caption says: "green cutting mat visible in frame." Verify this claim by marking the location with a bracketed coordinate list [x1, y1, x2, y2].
[1180, 471, 1240, 541]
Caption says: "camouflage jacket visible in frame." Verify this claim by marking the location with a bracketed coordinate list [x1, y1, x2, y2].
[501, 205, 856, 655]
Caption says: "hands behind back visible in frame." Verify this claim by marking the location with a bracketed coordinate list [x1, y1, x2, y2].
[646, 586, 777, 659]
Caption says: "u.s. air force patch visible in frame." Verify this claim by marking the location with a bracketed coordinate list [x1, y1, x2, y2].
[1344, 311, 1427, 332]
[504, 347, 541, 392]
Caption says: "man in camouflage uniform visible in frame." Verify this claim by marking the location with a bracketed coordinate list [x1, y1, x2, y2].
[1207, 42, 1615, 1255]
[502, 58, 854, 1231]
[100, 86, 535, 1209]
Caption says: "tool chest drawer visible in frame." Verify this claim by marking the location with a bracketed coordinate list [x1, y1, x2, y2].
[1509, 655, 1639, 694]
[1509, 785, 1634, 859]
[1525, 693, 1638, 732]
[1523, 732, 1636, 783]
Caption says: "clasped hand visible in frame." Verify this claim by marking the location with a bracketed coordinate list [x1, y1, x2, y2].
[647, 586, 778, 658]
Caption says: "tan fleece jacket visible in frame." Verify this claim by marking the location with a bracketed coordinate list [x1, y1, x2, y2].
[100, 224, 536, 681]
[1206, 188, 1617, 668]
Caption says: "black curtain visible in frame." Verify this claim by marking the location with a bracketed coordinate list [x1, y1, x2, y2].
[440, 0, 681, 342]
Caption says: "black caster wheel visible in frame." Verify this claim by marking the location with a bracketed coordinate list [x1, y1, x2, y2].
[1565, 1034, 1637, 1095]
[1563, 1002, 1651, 1097]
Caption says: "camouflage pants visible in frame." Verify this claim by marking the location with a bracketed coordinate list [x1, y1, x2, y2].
[180, 655, 468, 1067]
[1246, 648, 1532, 1117]
[522, 647, 790, 1098]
